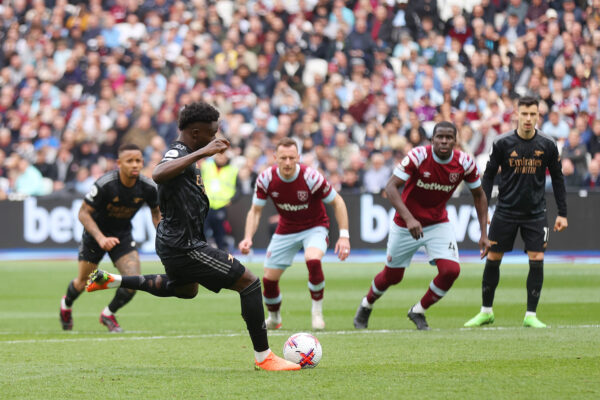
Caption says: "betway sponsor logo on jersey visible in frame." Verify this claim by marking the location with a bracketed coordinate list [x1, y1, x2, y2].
[416, 179, 455, 192]
[275, 202, 310, 211]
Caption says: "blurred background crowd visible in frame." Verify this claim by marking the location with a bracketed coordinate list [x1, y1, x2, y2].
[1, 0, 600, 202]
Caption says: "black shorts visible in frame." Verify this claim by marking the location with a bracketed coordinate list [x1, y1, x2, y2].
[78, 232, 137, 264]
[160, 242, 245, 293]
[488, 214, 549, 253]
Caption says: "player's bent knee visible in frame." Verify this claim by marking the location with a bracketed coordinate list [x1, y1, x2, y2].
[382, 266, 405, 285]
[175, 284, 198, 299]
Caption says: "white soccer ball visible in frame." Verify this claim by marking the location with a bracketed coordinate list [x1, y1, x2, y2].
[283, 332, 322, 368]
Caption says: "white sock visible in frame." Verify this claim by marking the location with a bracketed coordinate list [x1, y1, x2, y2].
[312, 299, 323, 315]
[411, 302, 425, 314]
[102, 306, 113, 316]
[61, 297, 70, 310]
[481, 306, 493, 314]
[525, 311, 536, 317]
[255, 348, 271, 363]
[268, 311, 281, 322]
[361, 297, 373, 309]
[108, 274, 122, 288]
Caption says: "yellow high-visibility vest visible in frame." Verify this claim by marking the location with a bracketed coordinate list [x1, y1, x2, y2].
[201, 160, 238, 210]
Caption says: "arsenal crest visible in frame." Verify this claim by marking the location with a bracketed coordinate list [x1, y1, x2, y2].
[449, 173, 460, 183]
[297, 190, 308, 201]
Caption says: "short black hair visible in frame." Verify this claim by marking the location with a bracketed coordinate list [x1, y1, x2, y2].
[118, 143, 141, 154]
[432, 121, 457, 137]
[178, 102, 220, 131]
[518, 96, 539, 108]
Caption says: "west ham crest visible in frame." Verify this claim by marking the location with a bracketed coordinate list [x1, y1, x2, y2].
[297, 190, 308, 201]
[449, 173, 460, 183]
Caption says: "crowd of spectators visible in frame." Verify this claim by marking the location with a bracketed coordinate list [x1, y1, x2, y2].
[1, 0, 600, 201]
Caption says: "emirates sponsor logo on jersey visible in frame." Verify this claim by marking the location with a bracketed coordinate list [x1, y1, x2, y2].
[416, 179, 455, 192]
[297, 190, 309, 201]
[449, 173, 460, 183]
[275, 202, 310, 211]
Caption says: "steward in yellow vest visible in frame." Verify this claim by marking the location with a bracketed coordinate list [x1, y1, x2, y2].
[201, 152, 239, 250]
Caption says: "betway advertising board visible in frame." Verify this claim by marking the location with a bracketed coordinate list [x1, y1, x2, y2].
[2, 193, 598, 251]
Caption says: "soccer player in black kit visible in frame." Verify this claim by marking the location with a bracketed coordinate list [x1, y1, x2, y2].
[86, 102, 300, 370]
[465, 96, 568, 328]
[60, 143, 161, 332]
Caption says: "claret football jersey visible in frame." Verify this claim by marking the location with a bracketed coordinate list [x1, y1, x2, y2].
[393, 145, 481, 227]
[253, 164, 337, 234]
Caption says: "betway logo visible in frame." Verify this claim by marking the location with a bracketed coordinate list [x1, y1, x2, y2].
[275, 202, 309, 211]
[23, 198, 156, 251]
[416, 179, 454, 192]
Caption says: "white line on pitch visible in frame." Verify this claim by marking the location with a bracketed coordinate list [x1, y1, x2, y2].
[1, 325, 599, 345]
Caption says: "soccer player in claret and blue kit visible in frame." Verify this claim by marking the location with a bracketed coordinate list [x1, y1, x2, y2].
[238, 137, 351, 331]
[86, 102, 300, 371]
[59, 143, 161, 332]
[464, 96, 568, 329]
[354, 121, 491, 330]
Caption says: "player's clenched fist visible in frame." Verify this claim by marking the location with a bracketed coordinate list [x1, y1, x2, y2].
[238, 238, 253, 254]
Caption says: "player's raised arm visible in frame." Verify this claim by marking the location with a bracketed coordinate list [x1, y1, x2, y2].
[330, 193, 351, 261]
[470, 186, 491, 258]
[152, 137, 229, 184]
[239, 203, 264, 254]
[385, 175, 422, 239]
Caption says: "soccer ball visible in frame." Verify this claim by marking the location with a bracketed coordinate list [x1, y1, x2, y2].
[283, 332, 322, 368]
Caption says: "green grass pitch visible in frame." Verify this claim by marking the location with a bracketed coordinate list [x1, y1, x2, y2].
[0, 260, 599, 399]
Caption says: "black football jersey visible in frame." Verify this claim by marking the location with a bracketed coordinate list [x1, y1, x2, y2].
[84, 170, 158, 236]
[482, 129, 567, 220]
[155, 141, 210, 254]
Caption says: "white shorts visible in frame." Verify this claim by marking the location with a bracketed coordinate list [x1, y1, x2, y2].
[386, 222, 459, 268]
[264, 226, 329, 269]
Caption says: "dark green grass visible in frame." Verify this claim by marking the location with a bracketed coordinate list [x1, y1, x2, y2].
[0, 260, 599, 399]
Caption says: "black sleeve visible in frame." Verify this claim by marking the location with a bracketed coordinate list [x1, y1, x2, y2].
[482, 141, 501, 203]
[83, 182, 106, 209]
[145, 183, 159, 209]
[548, 143, 568, 217]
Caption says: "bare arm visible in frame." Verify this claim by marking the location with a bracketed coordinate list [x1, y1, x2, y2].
[78, 202, 119, 251]
[152, 138, 229, 184]
[470, 185, 491, 259]
[385, 175, 422, 239]
[330, 193, 351, 260]
[238, 204, 264, 254]
[150, 206, 161, 229]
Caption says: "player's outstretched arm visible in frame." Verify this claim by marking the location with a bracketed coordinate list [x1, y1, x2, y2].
[239, 204, 264, 254]
[470, 186, 491, 259]
[385, 175, 422, 239]
[152, 138, 230, 184]
[78, 202, 119, 251]
[331, 194, 351, 261]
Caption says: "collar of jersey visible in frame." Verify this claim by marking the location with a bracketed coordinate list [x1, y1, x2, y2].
[432, 149, 453, 164]
[276, 164, 300, 182]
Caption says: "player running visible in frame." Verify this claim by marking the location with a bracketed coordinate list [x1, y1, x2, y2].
[59, 143, 161, 332]
[238, 137, 351, 331]
[464, 96, 568, 329]
[86, 102, 299, 371]
[354, 121, 491, 330]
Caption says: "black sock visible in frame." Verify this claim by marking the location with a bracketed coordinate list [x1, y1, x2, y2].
[239, 279, 269, 352]
[121, 275, 175, 297]
[527, 260, 544, 312]
[64, 280, 82, 307]
[108, 288, 136, 313]
[482, 259, 501, 308]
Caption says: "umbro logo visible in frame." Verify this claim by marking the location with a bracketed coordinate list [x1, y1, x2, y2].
[423, 172, 431, 178]
[272, 192, 279, 198]
[510, 151, 518, 157]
